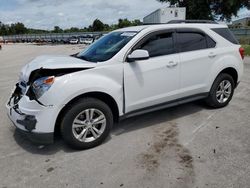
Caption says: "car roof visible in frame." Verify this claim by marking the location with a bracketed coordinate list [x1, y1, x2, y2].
[115, 23, 228, 33]
[115, 25, 149, 32]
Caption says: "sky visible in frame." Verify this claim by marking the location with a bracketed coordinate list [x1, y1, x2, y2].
[0, 0, 165, 29]
[0, 0, 249, 30]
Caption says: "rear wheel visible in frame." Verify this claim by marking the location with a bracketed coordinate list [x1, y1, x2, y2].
[61, 98, 113, 150]
[206, 73, 235, 108]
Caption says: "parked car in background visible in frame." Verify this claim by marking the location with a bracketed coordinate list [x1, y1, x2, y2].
[63, 38, 70, 44]
[6, 21, 244, 149]
[44, 38, 52, 43]
[69, 37, 79, 44]
[0, 36, 4, 48]
[93, 34, 103, 41]
[79, 35, 94, 45]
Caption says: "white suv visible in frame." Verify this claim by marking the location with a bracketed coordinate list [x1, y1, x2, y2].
[6, 21, 244, 149]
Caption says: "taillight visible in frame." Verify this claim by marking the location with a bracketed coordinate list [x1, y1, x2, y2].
[239, 47, 245, 60]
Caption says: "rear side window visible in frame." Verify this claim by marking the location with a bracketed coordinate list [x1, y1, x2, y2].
[212, 28, 239, 44]
[139, 32, 174, 57]
[177, 32, 207, 52]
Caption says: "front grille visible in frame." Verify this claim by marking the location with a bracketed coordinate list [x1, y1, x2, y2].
[20, 81, 26, 88]
[19, 81, 27, 95]
[8, 84, 23, 106]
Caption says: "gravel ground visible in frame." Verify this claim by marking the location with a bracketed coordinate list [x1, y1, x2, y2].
[0, 44, 249, 188]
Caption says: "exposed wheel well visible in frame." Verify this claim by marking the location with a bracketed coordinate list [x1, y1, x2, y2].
[54, 92, 120, 135]
[219, 67, 238, 87]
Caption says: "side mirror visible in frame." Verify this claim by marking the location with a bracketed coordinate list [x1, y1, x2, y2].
[127, 49, 149, 62]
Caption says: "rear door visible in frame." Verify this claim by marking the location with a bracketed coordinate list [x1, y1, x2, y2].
[124, 30, 180, 113]
[176, 28, 217, 97]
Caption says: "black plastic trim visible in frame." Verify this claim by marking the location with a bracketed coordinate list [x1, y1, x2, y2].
[127, 56, 149, 62]
[16, 115, 37, 131]
[235, 82, 240, 89]
[167, 20, 218, 24]
[120, 92, 209, 120]
[8, 115, 54, 145]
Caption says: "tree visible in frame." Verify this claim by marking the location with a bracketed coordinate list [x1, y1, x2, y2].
[13, 22, 27, 34]
[92, 19, 105, 31]
[53, 26, 63, 33]
[69, 27, 80, 32]
[157, 0, 250, 21]
[103, 24, 110, 31]
[0, 18, 143, 35]
[118, 18, 132, 28]
[0, 21, 8, 35]
[131, 19, 143, 26]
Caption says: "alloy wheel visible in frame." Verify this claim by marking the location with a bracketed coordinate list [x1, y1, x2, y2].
[72, 108, 106, 143]
[216, 80, 232, 104]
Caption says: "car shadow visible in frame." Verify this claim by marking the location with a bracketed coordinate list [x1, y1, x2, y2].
[112, 101, 207, 136]
[13, 100, 211, 155]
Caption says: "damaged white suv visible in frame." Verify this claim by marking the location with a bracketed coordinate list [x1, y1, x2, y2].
[7, 21, 244, 149]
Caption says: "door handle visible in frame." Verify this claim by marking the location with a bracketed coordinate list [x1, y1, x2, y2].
[166, 61, 178, 68]
[208, 52, 216, 58]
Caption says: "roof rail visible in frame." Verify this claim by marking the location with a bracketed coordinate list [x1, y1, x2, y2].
[167, 20, 218, 24]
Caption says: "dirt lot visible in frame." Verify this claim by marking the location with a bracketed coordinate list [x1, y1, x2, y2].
[0, 44, 250, 188]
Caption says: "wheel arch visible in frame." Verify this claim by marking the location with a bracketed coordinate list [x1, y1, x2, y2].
[218, 67, 238, 87]
[54, 91, 120, 135]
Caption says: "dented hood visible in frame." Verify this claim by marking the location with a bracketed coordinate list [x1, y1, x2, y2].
[20, 55, 96, 82]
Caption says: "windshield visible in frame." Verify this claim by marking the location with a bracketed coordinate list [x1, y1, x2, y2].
[77, 31, 137, 62]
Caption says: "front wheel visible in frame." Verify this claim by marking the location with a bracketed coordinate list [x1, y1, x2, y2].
[60, 98, 113, 150]
[206, 73, 235, 108]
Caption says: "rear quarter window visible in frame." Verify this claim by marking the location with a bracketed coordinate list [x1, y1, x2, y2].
[212, 28, 239, 44]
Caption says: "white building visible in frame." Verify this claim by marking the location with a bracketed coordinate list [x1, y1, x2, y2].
[143, 7, 186, 24]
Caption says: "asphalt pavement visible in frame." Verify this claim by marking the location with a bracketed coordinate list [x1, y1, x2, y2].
[0, 44, 249, 188]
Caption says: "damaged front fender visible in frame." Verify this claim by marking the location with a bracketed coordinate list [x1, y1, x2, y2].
[25, 67, 92, 103]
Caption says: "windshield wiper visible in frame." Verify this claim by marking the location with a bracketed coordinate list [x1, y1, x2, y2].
[70, 54, 91, 62]
[70, 53, 79, 57]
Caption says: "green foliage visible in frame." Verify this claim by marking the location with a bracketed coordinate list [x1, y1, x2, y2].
[0, 21, 28, 35]
[0, 18, 142, 35]
[64, 27, 80, 33]
[118, 18, 131, 28]
[118, 18, 142, 28]
[157, 0, 250, 21]
[242, 45, 250, 55]
[53, 26, 63, 33]
[92, 19, 105, 31]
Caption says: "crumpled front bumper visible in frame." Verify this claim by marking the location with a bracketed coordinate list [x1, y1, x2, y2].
[6, 86, 56, 144]
[6, 104, 54, 144]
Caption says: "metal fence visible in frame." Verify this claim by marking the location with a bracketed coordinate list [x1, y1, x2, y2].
[1, 29, 250, 44]
[1, 32, 107, 43]
[231, 28, 250, 44]
[231, 28, 250, 37]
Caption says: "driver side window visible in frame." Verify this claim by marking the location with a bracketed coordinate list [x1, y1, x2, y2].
[137, 32, 175, 58]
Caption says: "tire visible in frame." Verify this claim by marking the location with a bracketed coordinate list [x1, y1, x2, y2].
[205, 73, 235, 108]
[60, 97, 113, 150]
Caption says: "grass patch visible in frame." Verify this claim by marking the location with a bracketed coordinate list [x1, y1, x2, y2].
[242, 45, 250, 56]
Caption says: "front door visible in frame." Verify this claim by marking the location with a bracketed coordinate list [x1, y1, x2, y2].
[124, 30, 180, 113]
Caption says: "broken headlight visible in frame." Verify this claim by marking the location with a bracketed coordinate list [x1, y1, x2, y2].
[32, 76, 55, 99]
